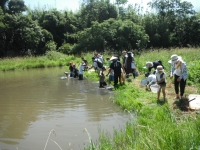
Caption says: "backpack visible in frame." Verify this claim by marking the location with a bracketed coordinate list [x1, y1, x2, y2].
[95, 59, 103, 68]
[113, 60, 121, 71]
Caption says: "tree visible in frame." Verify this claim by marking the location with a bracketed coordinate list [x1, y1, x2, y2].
[8, 0, 27, 14]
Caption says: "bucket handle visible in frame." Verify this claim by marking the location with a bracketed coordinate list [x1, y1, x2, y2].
[188, 98, 196, 102]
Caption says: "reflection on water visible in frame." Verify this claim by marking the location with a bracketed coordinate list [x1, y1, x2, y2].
[0, 67, 130, 150]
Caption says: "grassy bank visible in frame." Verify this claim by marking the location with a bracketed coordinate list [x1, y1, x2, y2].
[85, 48, 200, 150]
[1, 48, 200, 150]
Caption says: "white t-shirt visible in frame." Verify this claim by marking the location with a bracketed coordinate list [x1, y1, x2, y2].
[147, 74, 156, 83]
[155, 72, 166, 83]
[79, 65, 84, 75]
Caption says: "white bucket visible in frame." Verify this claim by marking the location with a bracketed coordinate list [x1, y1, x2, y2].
[140, 79, 147, 86]
[188, 94, 200, 110]
[150, 84, 160, 93]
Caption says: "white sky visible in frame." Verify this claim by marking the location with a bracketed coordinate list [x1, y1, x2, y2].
[23, 0, 200, 12]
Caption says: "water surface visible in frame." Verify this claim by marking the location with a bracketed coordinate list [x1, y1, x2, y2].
[0, 67, 129, 150]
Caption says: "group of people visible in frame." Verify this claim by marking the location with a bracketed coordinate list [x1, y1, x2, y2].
[89, 51, 138, 88]
[68, 57, 88, 80]
[145, 54, 188, 101]
[67, 52, 188, 102]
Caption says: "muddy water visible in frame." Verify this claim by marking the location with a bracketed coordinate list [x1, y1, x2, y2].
[0, 67, 130, 150]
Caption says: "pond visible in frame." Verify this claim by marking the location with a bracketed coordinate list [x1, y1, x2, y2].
[0, 67, 130, 150]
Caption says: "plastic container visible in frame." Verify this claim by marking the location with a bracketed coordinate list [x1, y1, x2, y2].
[188, 94, 200, 110]
[140, 79, 147, 86]
[150, 84, 160, 93]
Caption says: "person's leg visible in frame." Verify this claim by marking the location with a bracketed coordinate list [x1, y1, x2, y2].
[157, 88, 161, 100]
[118, 73, 121, 85]
[114, 74, 118, 86]
[162, 87, 166, 101]
[180, 79, 187, 99]
[132, 69, 136, 78]
[174, 75, 180, 98]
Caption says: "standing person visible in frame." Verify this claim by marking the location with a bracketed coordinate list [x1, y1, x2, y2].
[78, 61, 86, 80]
[106, 56, 122, 87]
[99, 66, 107, 88]
[155, 65, 167, 101]
[169, 54, 188, 99]
[124, 51, 135, 78]
[146, 60, 164, 74]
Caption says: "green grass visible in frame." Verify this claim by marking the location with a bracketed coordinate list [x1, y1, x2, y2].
[1, 48, 200, 150]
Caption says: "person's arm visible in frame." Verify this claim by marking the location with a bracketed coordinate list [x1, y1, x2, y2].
[179, 62, 188, 81]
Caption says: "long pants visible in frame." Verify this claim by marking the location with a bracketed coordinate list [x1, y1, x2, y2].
[174, 74, 187, 97]
[114, 73, 121, 86]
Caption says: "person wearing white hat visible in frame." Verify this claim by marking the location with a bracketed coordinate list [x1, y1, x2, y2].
[155, 65, 167, 101]
[169, 54, 188, 99]
[106, 56, 122, 87]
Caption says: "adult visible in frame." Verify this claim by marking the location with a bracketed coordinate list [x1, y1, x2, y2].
[113, 52, 120, 61]
[146, 60, 164, 74]
[124, 51, 136, 78]
[145, 72, 156, 89]
[89, 57, 102, 73]
[106, 56, 122, 87]
[169, 54, 188, 99]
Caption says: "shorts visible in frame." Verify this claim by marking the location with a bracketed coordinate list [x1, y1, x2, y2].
[158, 82, 166, 88]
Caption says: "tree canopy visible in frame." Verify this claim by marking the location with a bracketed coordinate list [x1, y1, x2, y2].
[0, 0, 199, 57]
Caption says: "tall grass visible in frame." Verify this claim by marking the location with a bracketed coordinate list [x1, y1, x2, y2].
[85, 84, 200, 150]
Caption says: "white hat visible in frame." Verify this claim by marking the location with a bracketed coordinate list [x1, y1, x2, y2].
[168, 54, 181, 64]
[110, 56, 118, 61]
[156, 65, 164, 71]
[145, 62, 153, 68]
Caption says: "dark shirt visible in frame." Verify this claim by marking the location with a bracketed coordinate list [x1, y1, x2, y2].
[110, 60, 122, 74]
[148, 61, 164, 72]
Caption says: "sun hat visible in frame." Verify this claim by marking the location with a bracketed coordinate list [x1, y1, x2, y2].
[156, 65, 164, 71]
[145, 62, 153, 68]
[109, 56, 118, 61]
[168, 54, 181, 64]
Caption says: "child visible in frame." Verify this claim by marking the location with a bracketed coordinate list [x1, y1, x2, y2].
[99, 66, 107, 88]
[78, 61, 86, 80]
[155, 65, 167, 101]
[69, 62, 74, 77]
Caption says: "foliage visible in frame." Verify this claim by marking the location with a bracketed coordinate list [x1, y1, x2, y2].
[0, 0, 199, 58]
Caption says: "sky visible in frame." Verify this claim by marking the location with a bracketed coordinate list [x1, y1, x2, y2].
[24, 0, 200, 12]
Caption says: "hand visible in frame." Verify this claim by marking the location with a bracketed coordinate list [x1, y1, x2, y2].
[177, 77, 181, 82]
[169, 75, 173, 79]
